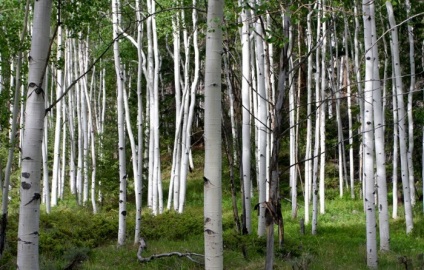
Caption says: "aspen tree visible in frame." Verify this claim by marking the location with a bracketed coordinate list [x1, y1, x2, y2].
[135, 0, 144, 244]
[363, 0, 378, 267]
[344, 19, 355, 199]
[288, 21, 297, 219]
[354, 0, 364, 198]
[169, 0, 182, 211]
[51, 21, 63, 207]
[266, 12, 289, 269]
[319, 0, 327, 214]
[312, 10, 321, 233]
[304, 5, 313, 225]
[253, 0, 268, 236]
[152, 0, 163, 215]
[405, 0, 415, 205]
[203, 0, 224, 267]
[392, 71, 399, 219]
[239, 0, 252, 234]
[79, 39, 89, 206]
[74, 39, 83, 204]
[67, 63, 77, 196]
[112, 0, 127, 246]
[17, 0, 53, 268]
[371, 5, 389, 250]
[83, 68, 97, 214]
[386, 1, 413, 233]
[0, 0, 30, 257]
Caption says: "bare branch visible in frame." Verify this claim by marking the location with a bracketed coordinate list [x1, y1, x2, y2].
[136, 238, 204, 264]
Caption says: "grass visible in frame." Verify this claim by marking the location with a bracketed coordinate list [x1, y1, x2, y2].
[1, 151, 424, 269]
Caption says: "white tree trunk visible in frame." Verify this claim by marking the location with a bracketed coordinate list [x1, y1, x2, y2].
[168, 1, 182, 211]
[67, 42, 77, 196]
[240, 0, 252, 234]
[405, 0, 415, 206]
[177, 7, 191, 213]
[304, 6, 313, 225]
[288, 23, 297, 219]
[319, 0, 327, 214]
[74, 39, 83, 205]
[152, 0, 163, 215]
[354, 0, 364, 197]
[392, 71, 399, 219]
[254, 0, 267, 236]
[386, 1, 413, 234]
[177, 0, 200, 213]
[344, 21, 355, 199]
[79, 39, 89, 206]
[51, 23, 63, 207]
[204, 0, 224, 267]
[17, 1, 53, 268]
[83, 67, 97, 213]
[112, 0, 127, 245]
[134, 0, 144, 244]
[0, 0, 30, 256]
[370, 6, 389, 250]
[363, 1, 378, 267]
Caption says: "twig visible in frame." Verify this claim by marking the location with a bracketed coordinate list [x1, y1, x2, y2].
[137, 238, 204, 264]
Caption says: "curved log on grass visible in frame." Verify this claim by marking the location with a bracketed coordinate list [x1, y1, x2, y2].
[137, 238, 204, 264]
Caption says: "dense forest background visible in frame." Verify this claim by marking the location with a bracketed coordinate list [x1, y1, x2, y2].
[1, 0, 424, 269]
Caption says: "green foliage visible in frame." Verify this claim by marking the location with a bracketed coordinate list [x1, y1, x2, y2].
[39, 207, 117, 257]
[140, 209, 203, 241]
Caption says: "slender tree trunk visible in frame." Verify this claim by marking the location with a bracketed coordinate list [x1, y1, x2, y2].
[112, 0, 127, 246]
[304, 6, 313, 225]
[203, 0, 223, 268]
[254, 0, 268, 236]
[370, 5, 389, 250]
[319, 0, 327, 214]
[363, 1, 378, 267]
[169, 0, 182, 211]
[0, 0, 30, 257]
[405, 0, 415, 206]
[82, 67, 97, 213]
[74, 39, 83, 205]
[134, 0, 144, 245]
[288, 21, 297, 219]
[17, 1, 53, 268]
[240, 0, 251, 234]
[344, 20, 355, 199]
[51, 22, 63, 207]
[392, 71, 399, 219]
[386, 1, 413, 234]
[152, 0, 163, 215]
[354, 0, 364, 199]
[265, 13, 288, 269]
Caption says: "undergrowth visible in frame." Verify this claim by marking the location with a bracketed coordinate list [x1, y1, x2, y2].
[0, 150, 423, 269]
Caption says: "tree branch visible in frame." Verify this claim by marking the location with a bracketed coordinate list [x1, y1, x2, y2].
[45, 27, 129, 115]
[137, 238, 204, 264]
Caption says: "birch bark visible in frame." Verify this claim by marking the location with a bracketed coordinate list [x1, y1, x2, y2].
[254, 0, 268, 236]
[17, 1, 53, 268]
[112, 0, 127, 245]
[405, 0, 415, 205]
[0, 0, 30, 256]
[239, 0, 251, 234]
[386, 1, 413, 233]
[370, 5, 389, 250]
[204, 0, 223, 267]
[51, 22, 63, 207]
[363, 0, 378, 267]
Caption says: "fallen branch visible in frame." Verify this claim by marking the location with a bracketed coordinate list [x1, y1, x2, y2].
[137, 238, 204, 264]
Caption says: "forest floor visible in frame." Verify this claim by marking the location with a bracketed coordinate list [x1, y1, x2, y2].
[1, 152, 424, 269]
